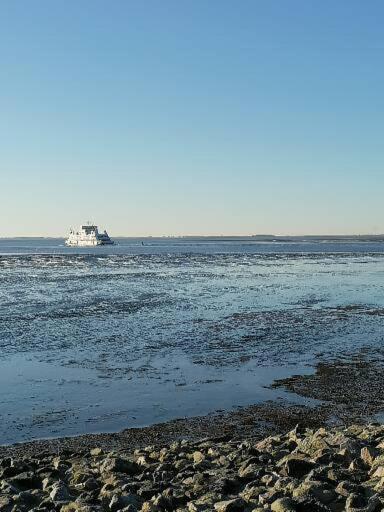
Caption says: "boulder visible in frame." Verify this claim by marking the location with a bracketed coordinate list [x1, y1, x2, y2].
[109, 493, 141, 511]
[90, 448, 104, 457]
[192, 451, 205, 464]
[293, 480, 337, 505]
[49, 481, 72, 504]
[360, 447, 378, 466]
[214, 498, 246, 511]
[345, 493, 380, 512]
[271, 497, 297, 512]
[100, 457, 140, 476]
[280, 457, 316, 479]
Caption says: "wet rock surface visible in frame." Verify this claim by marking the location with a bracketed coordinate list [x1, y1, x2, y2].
[3, 424, 384, 511]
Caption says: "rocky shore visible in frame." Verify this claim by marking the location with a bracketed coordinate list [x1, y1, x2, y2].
[3, 423, 384, 511]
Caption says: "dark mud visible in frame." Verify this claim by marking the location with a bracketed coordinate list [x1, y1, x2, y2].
[272, 353, 384, 424]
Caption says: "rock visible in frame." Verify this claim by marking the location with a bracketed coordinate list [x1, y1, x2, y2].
[326, 467, 350, 483]
[360, 446, 378, 466]
[256, 435, 281, 452]
[3, 424, 384, 512]
[214, 498, 245, 511]
[0, 496, 13, 512]
[211, 476, 240, 494]
[136, 455, 150, 467]
[13, 490, 41, 507]
[76, 476, 100, 491]
[109, 493, 141, 511]
[258, 490, 284, 506]
[8, 471, 42, 490]
[295, 497, 331, 511]
[192, 492, 222, 508]
[90, 447, 104, 457]
[338, 439, 362, 461]
[305, 465, 329, 482]
[49, 481, 72, 503]
[192, 451, 205, 464]
[345, 493, 380, 512]
[280, 457, 316, 479]
[2, 461, 32, 478]
[335, 480, 363, 497]
[169, 441, 181, 452]
[313, 450, 333, 465]
[240, 483, 266, 501]
[152, 493, 172, 509]
[137, 483, 161, 500]
[148, 451, 160, 461]
[53, 456, 71, 472]
[0, 457, 12, 468]
[296, 435, 330, 457]
[100, 457, 140, 475]
[186, 503, 201, 512]
[274, 478, 297, 493]
[293, 480, 337, 505]
[238, 463, 263, 481]
[60, 504, 95, 512]
[369, 453, 384, 472]
[370, 466, 384, 478]
[141, 502, 156, 512]
[69, 466, 94, 486]
[271, 497, 297, 512]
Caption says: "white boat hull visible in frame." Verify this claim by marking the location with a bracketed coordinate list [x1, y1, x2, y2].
[65, 224, 115, 247]
[65, 240, 114, 247]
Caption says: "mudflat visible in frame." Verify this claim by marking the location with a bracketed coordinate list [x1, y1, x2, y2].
[1, 354, 382, 460]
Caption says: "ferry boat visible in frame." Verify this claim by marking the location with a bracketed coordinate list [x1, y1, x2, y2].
[65, 224, 115, 246]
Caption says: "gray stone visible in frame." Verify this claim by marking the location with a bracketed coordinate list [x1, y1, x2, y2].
[109, 493, 140, 511]
[281, 457, 316, 479]
[293, 480, 337, 505]
[271, 497, 297, 512]
[49, 481, 72, 503]
[8, 471, 42, 490]
[360, 446, 378, 466]
[345, 493, 380, 512]
[100, 457, 140, 475]
[214, 498, 245, 511]
[238, 463, 263, 481]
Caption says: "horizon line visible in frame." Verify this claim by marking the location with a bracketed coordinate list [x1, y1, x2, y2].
[2, 233, 384, 240]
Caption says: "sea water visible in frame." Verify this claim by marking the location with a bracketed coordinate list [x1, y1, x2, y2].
[1, 237, 384, 443]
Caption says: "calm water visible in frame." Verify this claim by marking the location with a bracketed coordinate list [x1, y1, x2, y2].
[1, 237, 384, 444]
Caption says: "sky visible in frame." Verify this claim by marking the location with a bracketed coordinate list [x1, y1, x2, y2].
[1, 0, 383, 236]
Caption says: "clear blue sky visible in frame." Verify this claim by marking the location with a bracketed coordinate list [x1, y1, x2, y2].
[1, 0, 383, 236]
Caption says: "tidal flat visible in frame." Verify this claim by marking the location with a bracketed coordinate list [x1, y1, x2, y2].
[1, 237, 384, 446]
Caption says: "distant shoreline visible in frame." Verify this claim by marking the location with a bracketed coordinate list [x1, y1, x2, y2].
[2, 234, 384, 241]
